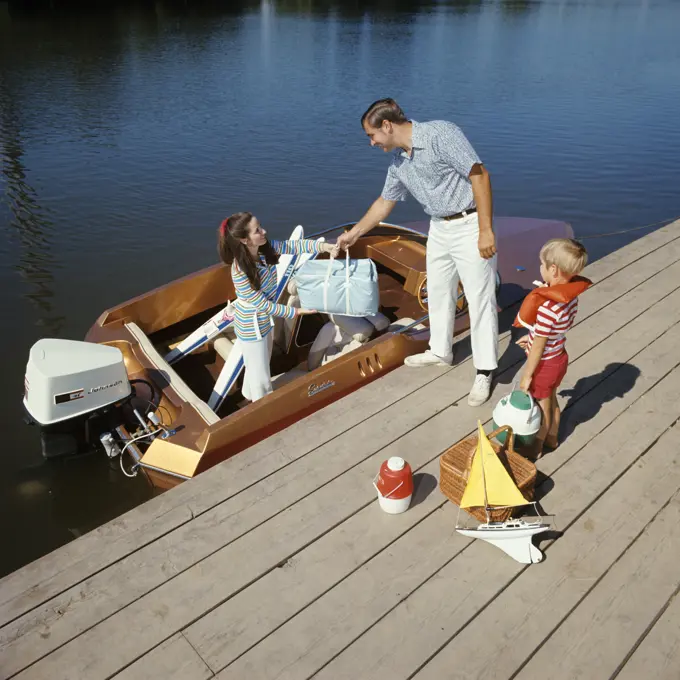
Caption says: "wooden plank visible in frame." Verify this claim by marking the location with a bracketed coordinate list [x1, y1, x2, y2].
[577, 227, 680, 321]
[0, 336, 527, 678]
[5, 243, 680, 679]
[313, 321, 680, 680]
[212, 501, 467, 680]
[183, 456, 451, 669]
[375, 276, 680, 480]
[317, 422, 680, 680]
[616, 591, 680, 680]
[188, 300, 680, 673]
[0, 363, 446, 628]
[540, 324, 680, 481]
[2, 221, 678, 630]
[0, 500, 194, 629]
[515, 494, 680, 680]
[2, 226, 676, 668]
[112, 633, 213, 680]
[171, 223, 680, 528]
[576, 218, 680, 284]
[537, 285, 680, 479]
[574, 255, 680, 351]
[0, 339, 518, 678]
[5, 425, 481, 679]
[210, 319, 680, 680]
[407, 434, 680, 678]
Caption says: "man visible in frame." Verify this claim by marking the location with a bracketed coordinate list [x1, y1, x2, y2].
[336, 98, 498, 406]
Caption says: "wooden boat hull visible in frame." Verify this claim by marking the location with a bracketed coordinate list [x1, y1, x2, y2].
[84, 218, 572, 491]
[140, 325, 429, 489]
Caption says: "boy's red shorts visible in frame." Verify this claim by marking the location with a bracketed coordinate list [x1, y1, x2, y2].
[530, 351, 569, 399]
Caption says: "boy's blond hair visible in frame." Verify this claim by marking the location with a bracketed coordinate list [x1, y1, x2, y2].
[540, 238, 588, 277]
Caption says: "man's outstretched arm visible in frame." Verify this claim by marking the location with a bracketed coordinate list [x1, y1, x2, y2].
[336, 197, 397, 250]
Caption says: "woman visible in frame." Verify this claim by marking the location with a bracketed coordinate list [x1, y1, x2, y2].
[218, 212, 338, 402]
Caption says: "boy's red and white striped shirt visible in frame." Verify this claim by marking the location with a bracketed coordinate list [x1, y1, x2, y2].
[527, 297, 579, 360]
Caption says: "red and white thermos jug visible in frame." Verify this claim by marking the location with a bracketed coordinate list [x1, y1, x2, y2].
[373, 456, 413, 514]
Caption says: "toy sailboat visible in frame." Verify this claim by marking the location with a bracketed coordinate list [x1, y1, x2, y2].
[455, 422, 551, 564]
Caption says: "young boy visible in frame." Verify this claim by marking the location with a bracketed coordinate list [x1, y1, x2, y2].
[515, 238, 590, 458]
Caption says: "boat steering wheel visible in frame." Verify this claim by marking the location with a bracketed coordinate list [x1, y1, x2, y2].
[417, 276, 469, 315]
[417, 271, 501, 314]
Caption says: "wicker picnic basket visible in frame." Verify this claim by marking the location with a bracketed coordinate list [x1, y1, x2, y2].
[439, 425, 537, 523]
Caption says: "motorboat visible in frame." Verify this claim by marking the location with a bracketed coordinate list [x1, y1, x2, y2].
[23, 217, 572, 491]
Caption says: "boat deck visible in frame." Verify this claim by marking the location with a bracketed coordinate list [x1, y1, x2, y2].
[2, 220, 680, 680]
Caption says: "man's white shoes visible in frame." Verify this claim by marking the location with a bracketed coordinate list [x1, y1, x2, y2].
[404, 352, 492, 406]
[404, 349, 453, 368]
[468, 373, 492, 407]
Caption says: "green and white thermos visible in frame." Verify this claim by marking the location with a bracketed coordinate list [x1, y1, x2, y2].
[492, 389, 541, 448]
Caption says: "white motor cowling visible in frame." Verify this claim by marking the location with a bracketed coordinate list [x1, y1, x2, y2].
[24, 339, 131, 425]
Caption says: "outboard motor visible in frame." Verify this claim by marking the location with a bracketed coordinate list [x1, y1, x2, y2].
[23, 339, 132, 458]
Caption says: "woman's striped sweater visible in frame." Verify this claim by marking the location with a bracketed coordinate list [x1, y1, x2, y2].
[231, 239, 322, 342]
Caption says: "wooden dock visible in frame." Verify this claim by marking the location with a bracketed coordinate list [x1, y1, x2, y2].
[2, 220, 680, 680]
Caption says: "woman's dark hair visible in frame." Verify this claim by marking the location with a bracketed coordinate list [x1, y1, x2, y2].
[361, 98, 408, 129]
[217, 212, 279, 290]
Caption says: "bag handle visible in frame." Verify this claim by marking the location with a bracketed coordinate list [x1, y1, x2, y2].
[345, 249, 350, 315]
[323, 249, 351, 316]
[487, 424, 516, 452]
[323, 253, 334, 314]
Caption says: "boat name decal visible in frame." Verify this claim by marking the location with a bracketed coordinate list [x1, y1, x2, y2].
[307, 380, 335, 397]
[87, 380, 124, 395]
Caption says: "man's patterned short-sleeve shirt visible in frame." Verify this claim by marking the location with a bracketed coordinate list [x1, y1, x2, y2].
[381, 120, 481, 218]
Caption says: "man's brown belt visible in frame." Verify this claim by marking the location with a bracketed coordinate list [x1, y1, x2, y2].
[440, 207, 477, 221]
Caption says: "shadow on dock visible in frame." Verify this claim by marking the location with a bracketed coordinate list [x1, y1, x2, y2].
[559, 362, 642, 441]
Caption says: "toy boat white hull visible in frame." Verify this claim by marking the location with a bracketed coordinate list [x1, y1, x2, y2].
[457, 521, 551, 564]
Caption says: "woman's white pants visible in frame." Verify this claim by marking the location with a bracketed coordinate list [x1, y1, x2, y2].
[241, 332, 274, 402]
[426, 213, 498, 370]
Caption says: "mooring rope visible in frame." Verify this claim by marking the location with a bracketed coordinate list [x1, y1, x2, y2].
[577, 215, 680, 240]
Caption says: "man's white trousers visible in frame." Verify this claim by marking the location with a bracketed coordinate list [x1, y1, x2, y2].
[426, 213, 498, 370]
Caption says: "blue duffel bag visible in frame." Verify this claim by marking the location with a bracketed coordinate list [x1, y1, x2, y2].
[294, 251, 379, 317]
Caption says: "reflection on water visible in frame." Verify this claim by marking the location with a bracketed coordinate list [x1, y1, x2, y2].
[1, 0, 679, 576]
[0, 81, 65, 335]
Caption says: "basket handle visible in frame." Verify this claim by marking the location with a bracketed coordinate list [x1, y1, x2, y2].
[487, 424, 516, 452]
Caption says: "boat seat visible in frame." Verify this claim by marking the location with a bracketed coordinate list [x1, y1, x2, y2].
[366, 239, 427, 295]
[269, 277, 302, 350]
[125, 322, 220, 426]
[327, 314, 374, 342]
[366, 239, 426, 278]
[367, 311, 391, 332]
[307, 321, 364, 371]
[213, 336, 234, 361]
[306, 310, 396, 371]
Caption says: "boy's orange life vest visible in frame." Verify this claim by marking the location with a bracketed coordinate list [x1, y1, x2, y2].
[513, 276, 592, 330]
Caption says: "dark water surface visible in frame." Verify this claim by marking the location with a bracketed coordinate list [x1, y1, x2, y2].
[1, 0, 679, 577]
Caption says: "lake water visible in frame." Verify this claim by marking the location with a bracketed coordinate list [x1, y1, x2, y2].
[1, 0, 679, 577]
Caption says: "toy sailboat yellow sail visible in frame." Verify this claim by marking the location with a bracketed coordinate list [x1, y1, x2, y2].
[456, 421, 550, 564]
